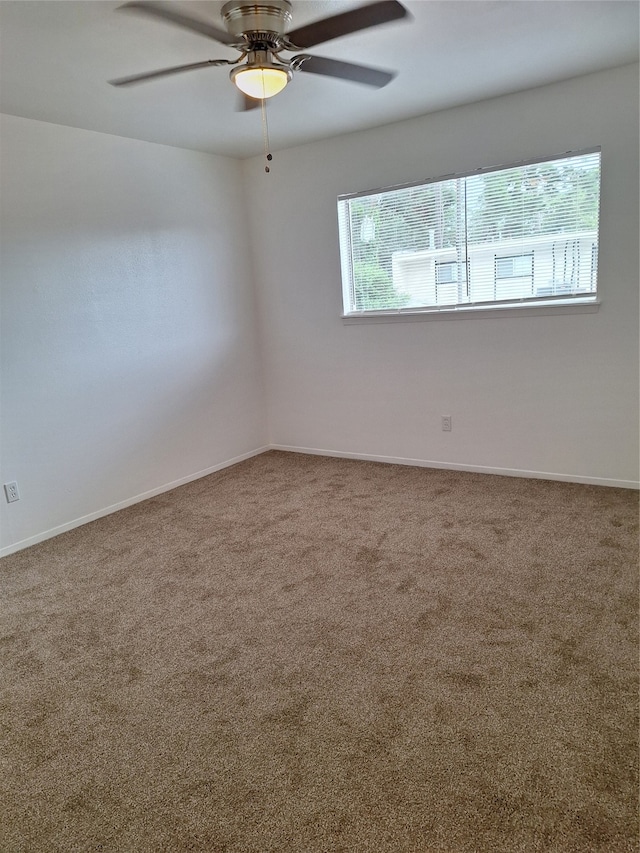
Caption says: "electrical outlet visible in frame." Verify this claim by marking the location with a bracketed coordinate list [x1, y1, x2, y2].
[4, 481, 20, 503]
[441, 416, 452, 432]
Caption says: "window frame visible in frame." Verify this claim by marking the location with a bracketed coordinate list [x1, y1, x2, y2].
[337, 147, 602, 322]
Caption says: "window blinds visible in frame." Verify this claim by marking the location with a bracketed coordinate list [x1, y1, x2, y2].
[337, 149, 601, 314]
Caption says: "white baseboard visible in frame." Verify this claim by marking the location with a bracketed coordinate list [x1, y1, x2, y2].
[3, 442, 637, 558]
[0, 446, 270, 558]
[269, 444, 640, 490]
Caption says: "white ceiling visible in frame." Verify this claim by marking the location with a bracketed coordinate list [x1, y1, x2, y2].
[0, 1, 638, 159]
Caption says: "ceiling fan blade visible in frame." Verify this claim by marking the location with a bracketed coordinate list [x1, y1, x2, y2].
[117, 2, 237, 46]
[286, 0, 408, 49]
[296, 55, 394, 88]
[109, 59, 231, 87]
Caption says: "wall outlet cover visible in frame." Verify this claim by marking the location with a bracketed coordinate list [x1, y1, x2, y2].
[4, 482, 20, 503]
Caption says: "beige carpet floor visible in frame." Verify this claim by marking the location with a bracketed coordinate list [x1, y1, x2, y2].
[1, 450, 638, 852]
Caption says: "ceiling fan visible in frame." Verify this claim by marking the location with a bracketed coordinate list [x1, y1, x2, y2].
[109, 0, 409, 104]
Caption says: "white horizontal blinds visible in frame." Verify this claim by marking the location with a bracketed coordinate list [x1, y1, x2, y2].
[466, 151, 601, 304]
[337, 201, 356, 311]
[338, 149, 600, 314]
[339, 178, 462, 311]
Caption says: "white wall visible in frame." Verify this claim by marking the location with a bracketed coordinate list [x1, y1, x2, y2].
[0, 115, 266, 553]
[244, 64, 639, 487]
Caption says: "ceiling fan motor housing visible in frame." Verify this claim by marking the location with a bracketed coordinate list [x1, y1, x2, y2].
[221, 1, 293, 40]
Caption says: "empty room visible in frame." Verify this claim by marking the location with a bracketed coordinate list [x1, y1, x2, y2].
[1, 1, 638, 850]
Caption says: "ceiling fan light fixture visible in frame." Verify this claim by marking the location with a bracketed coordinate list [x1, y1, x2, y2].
[231, 63, 291, 99]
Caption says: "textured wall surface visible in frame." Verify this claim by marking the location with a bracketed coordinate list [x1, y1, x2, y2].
[245, 64, 639, 486]
[0, 116, 266, 552]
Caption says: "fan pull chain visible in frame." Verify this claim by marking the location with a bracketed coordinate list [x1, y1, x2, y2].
[260, 97, 273, 173]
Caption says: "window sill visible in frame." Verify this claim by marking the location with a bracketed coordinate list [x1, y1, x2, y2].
[342, 299, 601, 324]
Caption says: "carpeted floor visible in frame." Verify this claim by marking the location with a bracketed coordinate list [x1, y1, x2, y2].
[1, 450, 638, 852]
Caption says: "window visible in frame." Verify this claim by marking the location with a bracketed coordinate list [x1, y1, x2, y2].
[495, 254, 533, 280]
[337, 148, 601, 317]
[494, 253, 534, 300]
